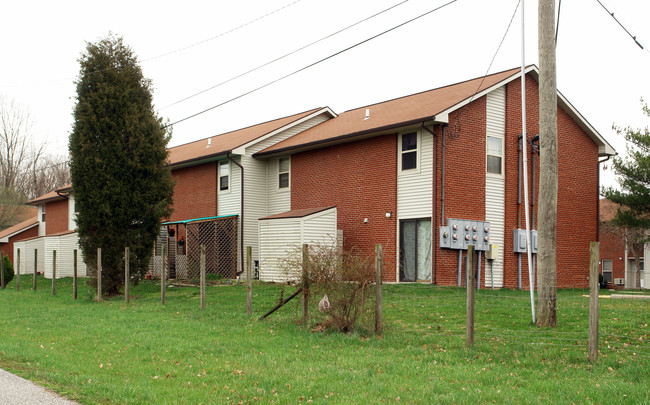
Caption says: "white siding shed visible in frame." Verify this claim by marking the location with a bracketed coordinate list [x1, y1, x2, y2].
[258, 206, 337, 282]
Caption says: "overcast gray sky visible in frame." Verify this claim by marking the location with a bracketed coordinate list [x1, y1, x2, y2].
[1, 0, 648, 189]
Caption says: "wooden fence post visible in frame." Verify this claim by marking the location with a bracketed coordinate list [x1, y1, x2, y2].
[161, 244, 166, 305]
[52, 250, 57, 295]
[1, 251, 5, 289]
[33, 249, 37, 291]
[97, 248, 102, 302]
[200, 245, 206, 310]
[302, 243, 309, 326]
[375, 244, 383, 335]
[125, 247, 130, 303]
[466, 245, 475, 347]
[16, 249, 20, 290]
[589, 241, 600, 363]
[73, 249, 78, 300]
[246, 246, 252, 316]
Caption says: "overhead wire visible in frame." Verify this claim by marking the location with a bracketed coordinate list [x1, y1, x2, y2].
[159, 0, 410, 110]
[452, 0, 521, 137]
[0, 0, 305, 88]
[164, 0, 459, 128]
[595, 0, 644, 50]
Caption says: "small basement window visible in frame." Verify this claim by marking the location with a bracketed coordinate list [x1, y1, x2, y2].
[278, 157, 290, 189]
[487, 136, 503, 175]
[400, 132, 418, 171]
[219, 160, 229, 191]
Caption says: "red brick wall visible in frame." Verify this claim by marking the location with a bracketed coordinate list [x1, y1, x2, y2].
[434, 97, 487, 286]
[170, 163, 218, 222]
[502, 75, 599, 289]
[0, 225, 39, 265]
[45, 200, 69, 235]
[598, 225, 626, 283]
[291, 136, 398, 281]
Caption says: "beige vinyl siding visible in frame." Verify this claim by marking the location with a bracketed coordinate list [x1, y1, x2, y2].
[217, 158, 241, 216]
[244, 113, 331, 155]
[68, 195, 77, 231]
[14, 238, 45, 275]
[241, 155, 267, 264]
[259, 218, 302, 282]
[485, 86, 506, 287]
[259, 207, 337, 282]
[397, 130, 433, 219]
[267, 158, 291, 215]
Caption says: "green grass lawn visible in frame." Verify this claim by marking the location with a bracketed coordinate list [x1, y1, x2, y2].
[0, 276, 648, 404]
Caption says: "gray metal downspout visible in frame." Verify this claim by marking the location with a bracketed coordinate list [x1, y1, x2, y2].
[226, 153, 245, 276]
[441, 124, 448, 225]
[421, 122, 437, 285]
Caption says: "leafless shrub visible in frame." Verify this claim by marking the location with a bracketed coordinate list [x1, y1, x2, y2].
[284, 243, 376, 333]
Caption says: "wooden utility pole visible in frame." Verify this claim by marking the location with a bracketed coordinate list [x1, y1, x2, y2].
[33, 249, 37, 290]
[537, 0, 558, 327]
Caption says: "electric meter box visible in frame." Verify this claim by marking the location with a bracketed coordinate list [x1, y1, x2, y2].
[486, 243, 499, 260]
[513, 229, 538, 253]
[441, 219, 490, 251]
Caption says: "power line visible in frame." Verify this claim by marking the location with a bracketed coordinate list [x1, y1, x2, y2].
[159, 0, 410, 110]
[143, 0, 305, 63]
[0, 0, 304, 88]
[165, 0, 459, 128]
[595, 0, 644, 50]
[453, 0, 521, 136]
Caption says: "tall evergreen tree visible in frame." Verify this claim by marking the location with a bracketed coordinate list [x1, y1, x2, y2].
[69, 34, 174, 295]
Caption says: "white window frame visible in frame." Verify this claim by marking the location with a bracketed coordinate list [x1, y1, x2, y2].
[219, 160, 230, 192]
[278, 157, 290, 190]
[40, 204, 46, 222]
[602, 259, 613, 283]
[398, 131, 420, 174]
[486, 135, 504, 177]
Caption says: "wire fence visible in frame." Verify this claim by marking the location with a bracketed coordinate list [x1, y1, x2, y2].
[383, 285, 650, 359]
[151, 216, 239, 283]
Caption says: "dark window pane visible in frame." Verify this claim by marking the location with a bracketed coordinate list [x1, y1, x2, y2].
[219, 176, 229, 191]
[402, 132, 417, 151]
[402, 151, 417, 170]
[487, 155, 501, 174]
[279, 172, 289, 188]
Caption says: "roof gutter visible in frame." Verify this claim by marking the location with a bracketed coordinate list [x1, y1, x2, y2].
[226, 152, 245, 276]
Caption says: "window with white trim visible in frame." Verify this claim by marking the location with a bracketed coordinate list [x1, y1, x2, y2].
[486, 136, 503, 174]
[219, 160, 229, 191]
[41, 205, 46, 222]
[602, 259, 613, 283]
[278, 157, 290, 189]
[400, 132, 418, 171]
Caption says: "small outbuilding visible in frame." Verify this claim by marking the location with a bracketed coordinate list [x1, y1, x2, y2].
[258, 206, 337, 282]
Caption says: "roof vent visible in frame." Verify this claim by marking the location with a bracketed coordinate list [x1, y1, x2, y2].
[206, 138, 212, 148]
[364, 108, 370, 120]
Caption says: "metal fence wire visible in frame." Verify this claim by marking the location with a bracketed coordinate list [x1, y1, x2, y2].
[150, 216, 239, 282]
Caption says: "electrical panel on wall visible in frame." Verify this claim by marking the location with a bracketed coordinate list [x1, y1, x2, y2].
[512, 229, 538, 253]
[439, 219, 490, 251]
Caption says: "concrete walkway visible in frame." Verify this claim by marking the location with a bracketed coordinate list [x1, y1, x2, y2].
[0, 368, 78, 405]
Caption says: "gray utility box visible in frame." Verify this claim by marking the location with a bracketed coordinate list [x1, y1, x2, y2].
[440, 219, 490, 251]
[513, 229, 538, 253]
